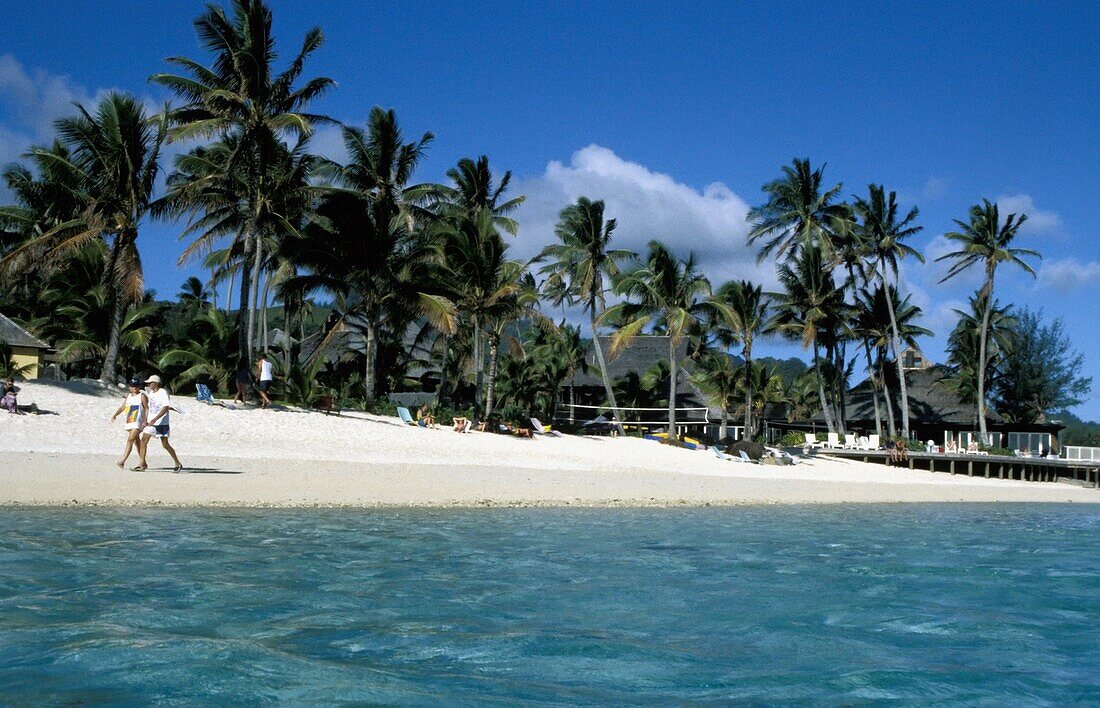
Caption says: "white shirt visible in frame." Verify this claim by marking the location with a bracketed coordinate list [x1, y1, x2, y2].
[259, 360, 274, 382]
[146, 388, 171, 426]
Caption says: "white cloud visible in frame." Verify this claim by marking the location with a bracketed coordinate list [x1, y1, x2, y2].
[921, 176, 949, 200]
[513, 144, 771, 288]
[1036, 257, 1100, 292]
[995, 193, 1062, 236]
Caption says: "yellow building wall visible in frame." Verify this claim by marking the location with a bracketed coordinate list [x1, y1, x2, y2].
[10, 346, 43, 379]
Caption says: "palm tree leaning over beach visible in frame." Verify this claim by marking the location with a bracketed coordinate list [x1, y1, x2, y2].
[3, 93, 165, 384]
[854, 185, 924, 441]
[540, 197, 633, 435]
[605, 241, 725, 436]
[936, 200, 1039, 442]
[151, 0, 334, 368]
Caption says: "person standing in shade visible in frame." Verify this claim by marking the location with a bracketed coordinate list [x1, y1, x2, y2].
[257, 353, 274, 409]
[137, 375, 183, 472]
[111, 378, 147, 468]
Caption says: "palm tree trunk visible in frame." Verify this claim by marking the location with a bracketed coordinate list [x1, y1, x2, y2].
[98, 231, 126, 384]
[590, 313, 626, 436]
[720, 408, 728, 442]
[235, 233, 255, 367]
[883, 263, 911, 440]
[247, 238, 263, 357]
[863, 340, 883, 438]
[812, 340, 835, 434]
[472, 316, 484, 420]
[364, 320, 377, 402]
[667, 336, 678, 436]
[485, 333, 499, 418]
[879, 351, 897, 437]
[260, 277, 270, 353]
[437, 334, 450, 406]
[976, 270, 995, 443]
[743, 345, 753, 441]
[283, 302, 292, 373]
[225, 267, 234, 313]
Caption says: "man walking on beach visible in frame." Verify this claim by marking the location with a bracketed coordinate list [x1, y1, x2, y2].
[257, 353, 274, 409]
[136, 375, 184, 472]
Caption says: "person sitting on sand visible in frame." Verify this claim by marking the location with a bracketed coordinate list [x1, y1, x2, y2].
[452, 416, 468, 432]
[2, 377, 19, 414]
[416, 403, 437, 429]
[111, 378, 148, 468]
[136, 375, 183, 472]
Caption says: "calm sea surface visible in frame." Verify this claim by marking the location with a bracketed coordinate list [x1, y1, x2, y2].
[1, 505, 1098, 704]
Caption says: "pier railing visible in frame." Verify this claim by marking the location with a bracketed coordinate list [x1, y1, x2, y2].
[1064, 446, 1100, 462]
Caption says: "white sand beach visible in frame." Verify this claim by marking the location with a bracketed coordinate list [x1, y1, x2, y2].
[1, 379, 1097, 507]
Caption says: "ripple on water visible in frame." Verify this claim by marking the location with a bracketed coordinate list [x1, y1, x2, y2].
[0, 504, 1098, 703]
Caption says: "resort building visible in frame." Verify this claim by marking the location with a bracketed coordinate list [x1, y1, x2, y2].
[0, 312, 50, 379]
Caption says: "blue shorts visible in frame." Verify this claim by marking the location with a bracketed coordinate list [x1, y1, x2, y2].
[143, 424, 170, 438]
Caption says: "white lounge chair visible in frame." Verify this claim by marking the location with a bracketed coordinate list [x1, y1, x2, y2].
[738, 450, 760, 464]
[530, 417, 563, 437]
[712, 447, 751, 463]
[844, 433, 858, 449]
[867, 434, 881, 450]
[825, 432, 842, 449]
[803, 433, 825, 450]
[766, 446, 808, 465]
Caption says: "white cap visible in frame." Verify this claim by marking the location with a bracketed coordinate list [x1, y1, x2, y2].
[145, 375, 162, 384]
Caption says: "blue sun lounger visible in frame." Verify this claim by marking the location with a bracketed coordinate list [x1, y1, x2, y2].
[397, 406, 417, 426]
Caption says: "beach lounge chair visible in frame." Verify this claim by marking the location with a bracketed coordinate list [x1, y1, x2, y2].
[825, 432, 842, 449]
[530, 417, 564, 437]
[766, 446, 808, 465]
[711, 446, 751, 463]
[195, 383, 216, 405]
[397, 406, 417, 426]
[738, 450, 760, 464]
[867, 434, 881, 450]
[844, 433, 858, 449]
[803, 433, 825, 450]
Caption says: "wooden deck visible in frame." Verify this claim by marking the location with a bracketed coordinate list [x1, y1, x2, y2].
[818, 449, 1100, 488]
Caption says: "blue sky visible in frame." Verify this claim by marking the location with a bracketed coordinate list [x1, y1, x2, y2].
[2, 1, 1098, 417]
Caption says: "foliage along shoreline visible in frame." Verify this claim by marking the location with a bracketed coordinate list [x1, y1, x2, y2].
[0, 0, 1092, 443]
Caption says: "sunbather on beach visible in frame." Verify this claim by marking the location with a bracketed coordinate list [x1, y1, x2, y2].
[2, 377, 18, 414]
[452, 416, 468, 432]
[417, 404, 437, 429]
[111, 378, 148, 468]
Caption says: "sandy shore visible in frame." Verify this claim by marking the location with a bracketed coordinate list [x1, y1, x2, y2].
[2, 380, 1097, 507]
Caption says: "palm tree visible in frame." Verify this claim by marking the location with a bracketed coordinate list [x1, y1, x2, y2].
[151, 0, 334, 367]
[285, 190, 453, 402]
[946, 292, 1015, 420]
[435, 209, 526, 419]
[4, 93, 165, 384]
[936, 200, 1040, 441]
[689, 351, 739, 440]
[714, 280, 769, 440]
[854, 185, 924, 439]
[855, 284, 931, 437]
[539, 197, 634, 435]
[747, 158, 847, 263]
[482, 270, 549, 418]
[769, 246, 846, 434]
[605, 241, 723, 435]
[426, 156, 526, 233]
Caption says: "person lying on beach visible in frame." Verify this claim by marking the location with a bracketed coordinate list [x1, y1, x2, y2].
[111, 378, 148, 468]
[452, 416, 468, 432]
[2, 377, 19, 414]
[136, 375, 183, 472]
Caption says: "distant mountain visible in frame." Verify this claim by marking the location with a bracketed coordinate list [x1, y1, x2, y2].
[1052, 409, 1100, 446]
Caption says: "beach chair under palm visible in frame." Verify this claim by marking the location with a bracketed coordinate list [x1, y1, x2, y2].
[825, 432, 842, 449]
[844, 433, 857, 449]
[803, 433, 825, 450]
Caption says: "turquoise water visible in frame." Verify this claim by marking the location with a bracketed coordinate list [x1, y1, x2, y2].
[1, 506, 1098, 704]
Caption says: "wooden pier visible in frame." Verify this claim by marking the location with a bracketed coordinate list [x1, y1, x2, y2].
[819, 449, 1100, 488]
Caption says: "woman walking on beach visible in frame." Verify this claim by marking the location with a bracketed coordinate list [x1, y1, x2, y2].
[2, 377, 19, 414]
[111, 378, 147, 468]
[136, 375, 183, 472]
